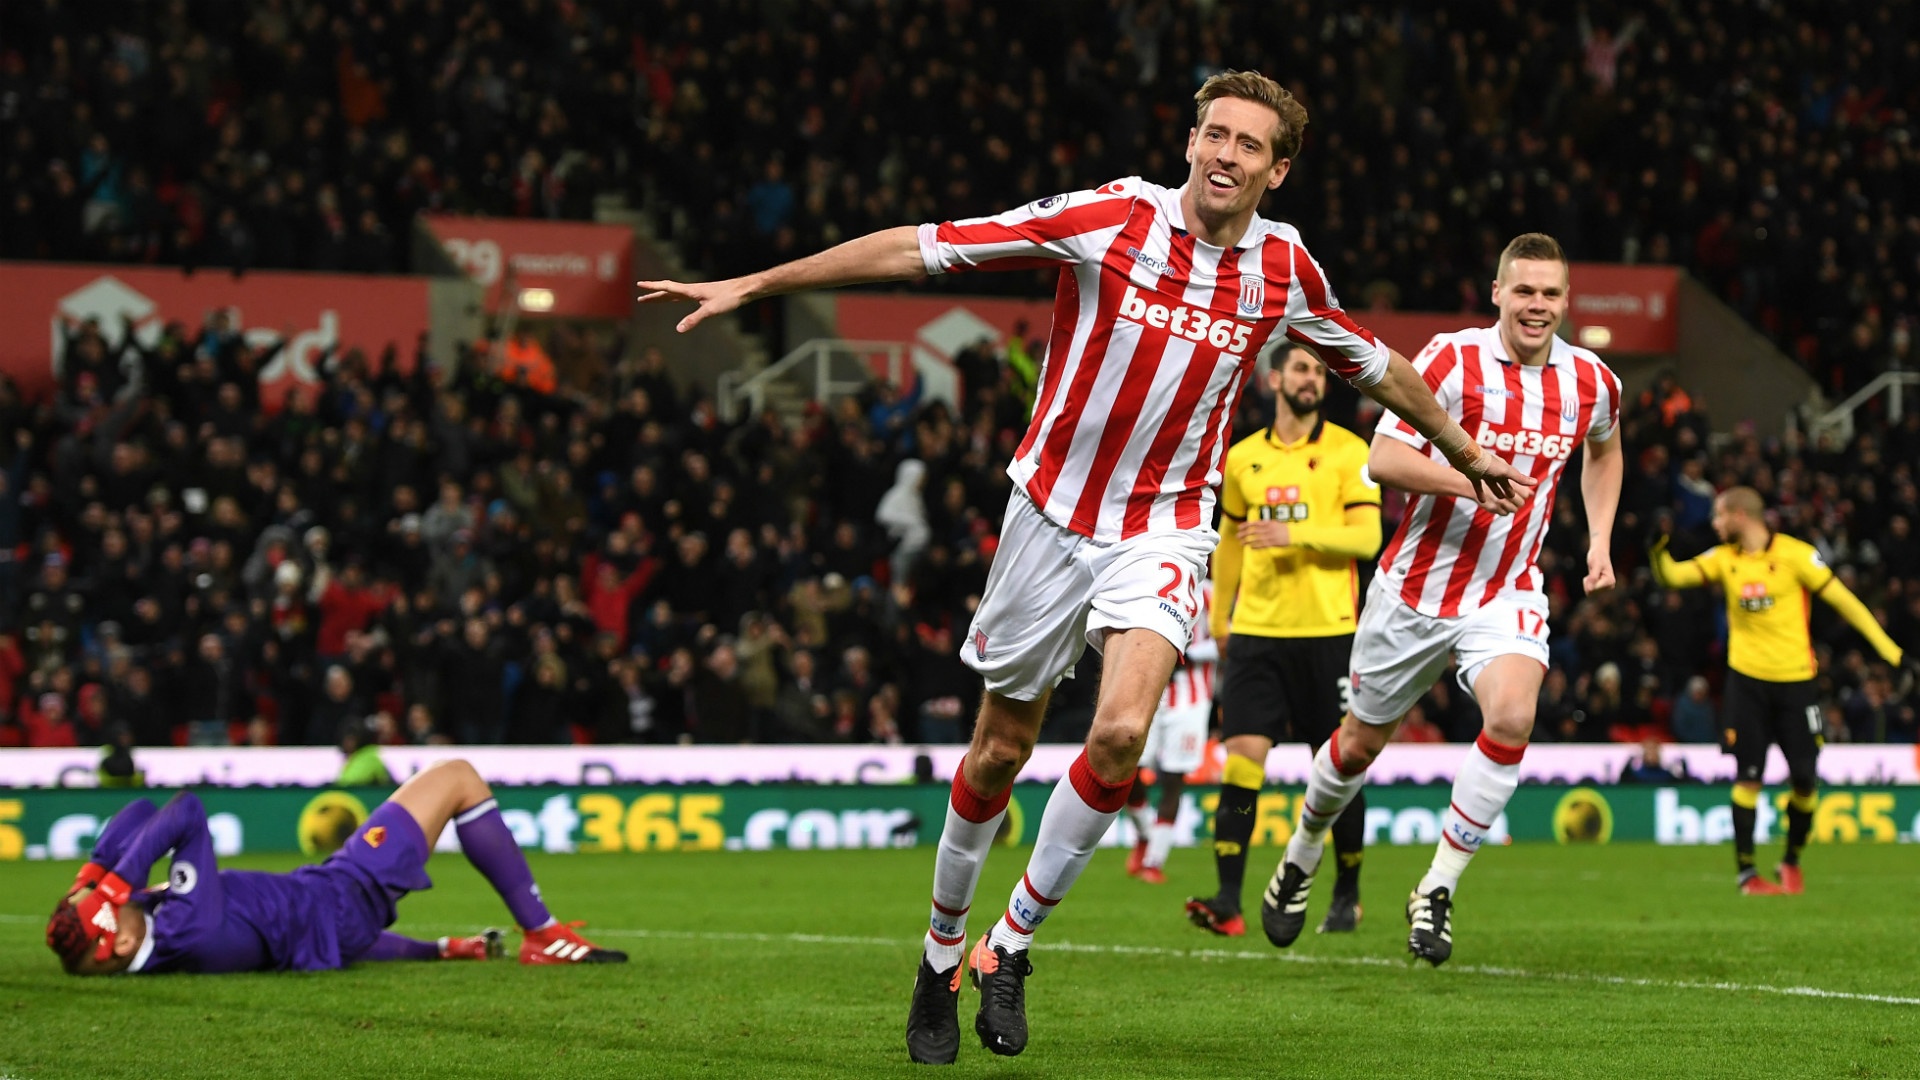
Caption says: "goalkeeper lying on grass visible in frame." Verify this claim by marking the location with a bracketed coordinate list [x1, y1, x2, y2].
[47, 759, 626, 974]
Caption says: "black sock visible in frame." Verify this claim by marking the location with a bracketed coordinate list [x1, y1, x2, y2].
[1211, 782, 1260, 914]
[1783, 805, 1812, 867]
[1732, 802, 1757, 877]
[1331, 788, 1366, 898]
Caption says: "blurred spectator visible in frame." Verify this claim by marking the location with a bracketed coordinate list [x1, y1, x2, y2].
[1670, 676, 1718, 744]
[1619, 737, 1692, 784]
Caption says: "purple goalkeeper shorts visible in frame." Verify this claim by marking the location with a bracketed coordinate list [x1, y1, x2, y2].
[312, 802, 436, 961]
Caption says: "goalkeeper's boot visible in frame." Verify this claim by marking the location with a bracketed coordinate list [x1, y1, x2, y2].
[1738, 871, 1786, 896]
[1134, 865, 1166, 885]
[1406, 886, 1453, 967]
[441, 929, 506, 960]
[906, 953, 966, 1065]
[1777, 864, 1804, 895]
[1258, 859, 1315, 948]
[520, 920, 628, 964]
[1318, 886, 1363, 934]
[970, 934, 1033, 1057]
[1184, 896, 1247, 937]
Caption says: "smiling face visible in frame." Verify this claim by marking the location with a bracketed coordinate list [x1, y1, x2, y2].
[1185, 95, 1292, 230]
[1492, 257, 1570, 364]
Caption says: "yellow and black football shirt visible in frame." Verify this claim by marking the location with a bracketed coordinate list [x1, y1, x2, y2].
[1654, 532, 1903, 682]
[1211, 418, 1382, 639]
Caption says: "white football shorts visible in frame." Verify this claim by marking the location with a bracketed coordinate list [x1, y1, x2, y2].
[961, 491, 1215, 701]
[1141, 699, 1210, 775]
[1346, 575, 1551, 725]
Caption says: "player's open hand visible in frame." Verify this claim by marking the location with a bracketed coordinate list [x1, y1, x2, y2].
[636, 276, 755, 333]
[1459, 452, 1535, 516]
[1583, 548, 1616, 594]
[1236, 519, 1291, 549]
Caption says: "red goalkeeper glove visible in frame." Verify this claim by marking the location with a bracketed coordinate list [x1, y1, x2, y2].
[71, 861, 108, 895]
[73, 871, 131, 962]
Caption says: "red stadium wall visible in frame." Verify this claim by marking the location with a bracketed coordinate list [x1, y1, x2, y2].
[0, 262, 433, 410]
[419, 215, 635, 318]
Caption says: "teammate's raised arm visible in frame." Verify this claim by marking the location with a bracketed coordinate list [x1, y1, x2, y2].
[638, 226, 927, 333]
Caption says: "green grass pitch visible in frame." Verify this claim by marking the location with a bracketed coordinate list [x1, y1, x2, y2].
[3, 841, 1917, 1078]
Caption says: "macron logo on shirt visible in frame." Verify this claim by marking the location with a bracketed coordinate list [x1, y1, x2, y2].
[1118, 285, 1254, 355]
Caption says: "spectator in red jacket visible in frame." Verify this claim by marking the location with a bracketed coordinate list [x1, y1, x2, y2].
[25, 692, 78, 747]
[580, 543, 658, 652]
[314, 562, 395, 661]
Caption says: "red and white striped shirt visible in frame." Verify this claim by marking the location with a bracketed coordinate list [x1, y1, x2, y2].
[1164, 579, 1218, 711]
[917, 177, 1390, 543]
[1373, 327, 1621, 617]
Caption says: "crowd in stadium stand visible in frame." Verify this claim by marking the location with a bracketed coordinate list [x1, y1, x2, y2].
[1, 317, 1915, 751]
[5, 1, 1914, 395]
[1, 0, 1916, 750]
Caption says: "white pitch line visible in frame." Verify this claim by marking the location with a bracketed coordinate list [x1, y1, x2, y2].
[569, 927, 1920, 1007]
[12, 912, 1917, 1007]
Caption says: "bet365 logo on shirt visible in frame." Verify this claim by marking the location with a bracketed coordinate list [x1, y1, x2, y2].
[1118, 285, 1256, 353]
[1474, 421, 1576, 460]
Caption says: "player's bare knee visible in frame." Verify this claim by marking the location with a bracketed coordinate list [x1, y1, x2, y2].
[1481, 709, 1536, 747]
[1087, 712, 1152, 774]
[1337, 716, 1389, 769]
[970, 731, 1032, 784]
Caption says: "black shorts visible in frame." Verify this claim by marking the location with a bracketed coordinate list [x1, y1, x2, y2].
[1721, 671, 1822, 783]
[1219, 634, 1352, 747]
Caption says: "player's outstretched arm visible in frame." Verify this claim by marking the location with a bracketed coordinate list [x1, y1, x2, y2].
[1368, 434, 1529, 516]
[1647, 536, 1708, 589]
[638, 226, 926, 333]
[1364, 350, 1534, 513]
[1580, 428, 1623, 593]
[1817, 576, 1905, 666]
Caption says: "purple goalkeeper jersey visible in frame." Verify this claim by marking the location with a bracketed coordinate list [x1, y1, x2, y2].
[93, 793, 431, 974]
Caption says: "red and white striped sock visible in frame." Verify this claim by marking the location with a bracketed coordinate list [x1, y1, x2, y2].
[924, 761, 1010, 972]
[988, 750, 1129, 953]
[1419, 732, 1525, 896]
[1285, 737, 1368, 875]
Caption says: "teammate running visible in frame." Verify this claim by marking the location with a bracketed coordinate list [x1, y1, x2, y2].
[1124, 578, 1216, 886]
[47, 760, 626, 974]
[1186, 343, 1381, 938]
[1256, 232, 1622, 967]
[640, 70, 1532, 1063]
[1651, 487, 1906, 894]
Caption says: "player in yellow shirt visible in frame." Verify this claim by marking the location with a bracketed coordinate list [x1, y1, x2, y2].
[1652, 486, 1905, 894]
[1185, 344, 1382, 937]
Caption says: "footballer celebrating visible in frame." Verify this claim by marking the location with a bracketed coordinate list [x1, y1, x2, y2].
[1186, 343, 1381, 937]
[1257, 233, 1623, 967]
[1651, 487, 1906, 894]
[642, 71, 1532, 1063]
[48, 760, 626, 974]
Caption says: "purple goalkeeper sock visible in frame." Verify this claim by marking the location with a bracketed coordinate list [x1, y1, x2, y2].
[454, 798, 553, 930]
[364, 932, 440, 962]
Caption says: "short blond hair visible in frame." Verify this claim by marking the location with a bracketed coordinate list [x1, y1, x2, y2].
[1194, 70, 1307, 162]
[1717, 486, 1765, 519]
[1496, 232, 1568, 281]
